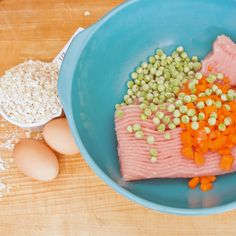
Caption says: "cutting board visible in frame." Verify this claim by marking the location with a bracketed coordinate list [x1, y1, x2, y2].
[1, 1, 236, 235]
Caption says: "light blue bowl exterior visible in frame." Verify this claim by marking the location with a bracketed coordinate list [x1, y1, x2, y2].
[58, 0, 236, 215]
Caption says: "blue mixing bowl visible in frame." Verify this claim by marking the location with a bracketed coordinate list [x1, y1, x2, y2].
[58, 0, 236, 215]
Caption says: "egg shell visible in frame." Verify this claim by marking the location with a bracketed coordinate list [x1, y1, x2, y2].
[43, 118, 79, 155]
[13, 139, 59, 181]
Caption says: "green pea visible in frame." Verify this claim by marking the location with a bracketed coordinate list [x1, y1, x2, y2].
[190, 95, 197, 102]
[212, 84, 218, 92]
[224, 117, 231, 126]
[198, 112, 205, 121]
[176, 46, 184, 53]
[205, 99, 213, 106]
[178, 92, 185, 100]
[156, 49, 163, 56]
[218, 123, 226, 132]
[187, 109, 196, 117]
[173, 110, 181, 118]
[204, 127, 211, 134]
[210, 112, 217, 119]
[150, 68, 157, 75]
[144, 108, 152, 116]
[144, 75, 151, 82]
[205, 89, 213, 96]
[163, 133, 171, 140]
[191, 121, 199, 130]
[168, 123, 176, 130]
[208, 117, 216, 126]
[127, 89, 133, 96]
[192, 56, 199, 62]
[158, 84, 165, 92]
[216, 89, 223, 96]
[146, 93, 154, 101]
[175, 99, 183, 108]
[181, 115, 190, 124]
[147, 135, 155, 144]
[191, 116, 198, 122]
[135, 131, 144, 139]
[215, 101, 222, 108]
[140, 114, 147, 120]
[168, 97, 175, 103]
[224, 104, 231, 111]
[195, 72, 203, 80]
[157, 124, 166, 132]
[131, 72, 138, 79]
[153, 117, 161, 125]
[173, 117, 181, 126]
[153, 97, 159, 105]
[156, 70, 163, 77]
[150, 104, 158, 112]
[116, 110, 124, 118]
[156, 111, 164, 119]
[217, 73, 224, 79]
[140, 103, 147, 110]
[181, 52, 188, 59]
[163, 116, 171, 124]
[197, 101, 205, 109]
[159, 104, 166, 110]
[173, 86, 180, 94]
[132, 84, 139, 92]
[150, 156, 157, 163]
[167, 104, 175, 113]
[141, 62, 148, 69]
[159, 94, 166, 101]
[133, 123, 141, 132]
[179, 105, 188, 114]
[126, 125, 133, 133]
[221, 94, 228, 102]
[149, 148, 158, 157]
[193, 62, 201, 71]
[183, 95, 191, 103]
[149, 56, 156, 64]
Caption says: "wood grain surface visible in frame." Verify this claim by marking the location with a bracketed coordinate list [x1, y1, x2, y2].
[0, 1, 236, 235]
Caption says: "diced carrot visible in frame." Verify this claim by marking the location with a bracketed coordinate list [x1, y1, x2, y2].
[198, 141, 208, 153]
[181, 132, 192, 146]
[178, 73, 236, 192]
[220, 155, 234, 171]
[211, 136, 227, 150]
[197, 85, 207, 92]
[181, 147, 194, 159]
[194, 151, 205, 166]
[229, 101, 236, 111]
[200, 182, 213, 192]
[186, 103, 195, 109]
[225, 142, 234, 148]
[204, 106, 217, 115]
[188, 177, 200, 189]
[208, 66, 213, 72]
[200, 176, 211, 184]
[218, 148, 231, 155]
[209, 176, 216, 182]
[209, 131, 217, 141]
[228, 135, 236, 144]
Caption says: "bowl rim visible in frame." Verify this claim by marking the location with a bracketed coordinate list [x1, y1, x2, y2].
[62, 0, 236, 215]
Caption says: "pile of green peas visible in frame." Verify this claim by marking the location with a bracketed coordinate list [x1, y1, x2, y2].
[115, 46, 202, 160]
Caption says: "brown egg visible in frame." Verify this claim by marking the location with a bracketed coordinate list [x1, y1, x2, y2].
[43, 118, 79, 155]
[13, 139, 59, 181]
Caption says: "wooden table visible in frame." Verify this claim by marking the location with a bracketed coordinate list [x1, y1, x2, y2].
[0, 1, 236, 235]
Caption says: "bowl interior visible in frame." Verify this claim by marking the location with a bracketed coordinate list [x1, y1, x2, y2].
[71, 0, 236, 211]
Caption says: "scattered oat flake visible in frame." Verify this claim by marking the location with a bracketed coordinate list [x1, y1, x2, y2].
[84, 11, 91, 16]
